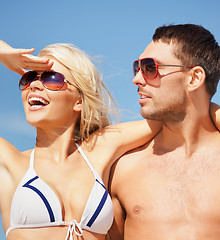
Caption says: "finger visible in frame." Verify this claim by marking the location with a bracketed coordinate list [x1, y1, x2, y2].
[16, 48, 35, 54]
[23, 54, 51, 63]
[23, 61, 54, 71]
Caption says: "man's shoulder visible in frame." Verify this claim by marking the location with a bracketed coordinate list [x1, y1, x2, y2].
[119, 140, 152, 163]
[206, 132, 220, 150]
[110, 140, 153, 181]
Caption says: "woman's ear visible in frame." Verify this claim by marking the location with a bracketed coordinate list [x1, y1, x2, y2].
[187, 66, 206, 92]
[73, 97, 82, 112]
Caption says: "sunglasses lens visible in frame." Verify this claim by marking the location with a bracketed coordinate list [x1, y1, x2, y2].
[141, 58, 157, 80]
[133, 61, 140, 76]
[41, 71, 65, 90]
[19, 71, 37, 90]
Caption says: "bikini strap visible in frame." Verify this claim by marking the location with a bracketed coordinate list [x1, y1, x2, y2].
[75, 142, 97, 177]
[29, 149, 35, 169]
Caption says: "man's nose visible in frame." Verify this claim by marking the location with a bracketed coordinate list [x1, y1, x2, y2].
[132, 70, 147, 86]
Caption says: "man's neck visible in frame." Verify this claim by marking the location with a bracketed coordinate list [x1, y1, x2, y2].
[156, 110, 218, 158]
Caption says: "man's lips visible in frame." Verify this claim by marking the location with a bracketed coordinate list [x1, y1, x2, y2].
[138, 92, 151, 104]
[140, 94, 150, 99]
[138, 91, 151, 99]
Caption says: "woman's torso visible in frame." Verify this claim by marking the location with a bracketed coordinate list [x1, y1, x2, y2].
[0, 140, 113, 240]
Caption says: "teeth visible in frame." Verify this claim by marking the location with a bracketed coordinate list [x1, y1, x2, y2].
[28, 97, 49, 106]
[140, 95, 147, 99]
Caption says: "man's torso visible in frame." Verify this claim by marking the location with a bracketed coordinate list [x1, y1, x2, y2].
[110, 135, 220, 240]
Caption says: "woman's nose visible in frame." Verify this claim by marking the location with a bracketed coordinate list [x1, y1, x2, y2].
[29, 78, 44, 90]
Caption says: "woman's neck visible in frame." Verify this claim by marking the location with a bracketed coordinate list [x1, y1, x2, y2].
[35, 124, 77, 162]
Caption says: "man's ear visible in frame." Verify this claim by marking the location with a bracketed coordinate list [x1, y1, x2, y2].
[73, 97, 82, 112]
[187, 66, 206, 92]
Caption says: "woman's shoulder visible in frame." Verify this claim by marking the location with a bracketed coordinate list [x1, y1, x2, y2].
[0, 138, 32, 211]
[0, 137, 31, 168]
[0, 137, 18, 160]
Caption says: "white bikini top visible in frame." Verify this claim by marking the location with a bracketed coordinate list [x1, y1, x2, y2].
[6, 143, 114, 239]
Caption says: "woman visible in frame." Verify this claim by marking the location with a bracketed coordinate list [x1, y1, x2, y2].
[0, 40, 163, 240]
[0, 40, 219, 240]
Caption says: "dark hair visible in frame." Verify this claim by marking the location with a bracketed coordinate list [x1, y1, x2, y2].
[153, 24, 220, 98]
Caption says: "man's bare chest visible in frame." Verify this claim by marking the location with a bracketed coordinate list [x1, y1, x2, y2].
[122, 152, 220, 222]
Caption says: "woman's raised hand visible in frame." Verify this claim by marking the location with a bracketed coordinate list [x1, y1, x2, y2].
[0, 40, 53, 75]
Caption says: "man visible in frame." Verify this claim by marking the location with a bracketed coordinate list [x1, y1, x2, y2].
[108, 24, 220, 240]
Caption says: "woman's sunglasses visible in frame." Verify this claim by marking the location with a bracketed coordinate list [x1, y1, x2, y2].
[19, 71, 73, 91]
[133, 57, 194, 80]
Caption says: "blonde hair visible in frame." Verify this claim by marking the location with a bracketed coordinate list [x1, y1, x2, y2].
[39, 43, 118, 141]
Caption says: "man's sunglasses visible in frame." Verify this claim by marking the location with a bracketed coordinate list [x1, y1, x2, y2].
[133, 58, 194, 80]
[19, 71, 73, 91]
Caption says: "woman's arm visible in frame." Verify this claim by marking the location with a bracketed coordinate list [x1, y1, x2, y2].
[210, 102, 220, 131]
[0, 40, 54, 180]
[0, 40, 53, 75]
[91, 119, 162, 165]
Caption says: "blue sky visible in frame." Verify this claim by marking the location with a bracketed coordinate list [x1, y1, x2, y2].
[0, 0, 220, 238]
